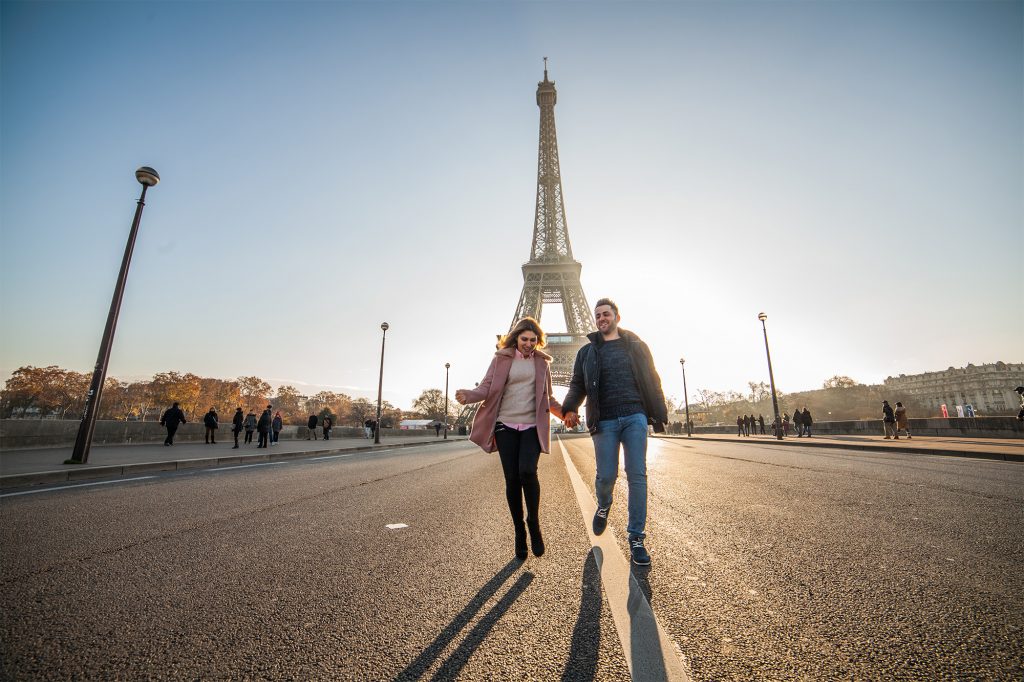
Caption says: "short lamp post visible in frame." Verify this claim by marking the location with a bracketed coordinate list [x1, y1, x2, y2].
[68, 167, 160, 465]
[443, 362, 450, 440]
[374, 322, 389, 444]
[758, 312, 783, 440]
[679, 357, 691, 437]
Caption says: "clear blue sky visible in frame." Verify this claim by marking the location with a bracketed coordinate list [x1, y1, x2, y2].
[2, 0, 1021, 411]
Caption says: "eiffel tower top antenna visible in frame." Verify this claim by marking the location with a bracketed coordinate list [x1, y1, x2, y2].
[543, 56, 548, 81]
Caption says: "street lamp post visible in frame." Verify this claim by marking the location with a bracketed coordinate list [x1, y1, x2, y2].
[443, 362, 450, 440]
[374, 322, 389, 444]
[68, 167, 160, 465]
[758, 312, 783, 440]
[679, 357, 691, 437]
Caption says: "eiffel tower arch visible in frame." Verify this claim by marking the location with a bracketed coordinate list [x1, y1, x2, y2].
[508, 60, 594, 386]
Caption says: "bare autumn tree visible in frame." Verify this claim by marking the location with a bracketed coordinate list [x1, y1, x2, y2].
[272, 385, 304, 424]
[237, 376, 271, 414]
[346, 398, 377, 426]
[412, 388, 448, 421]
[822, 375, 860, 389]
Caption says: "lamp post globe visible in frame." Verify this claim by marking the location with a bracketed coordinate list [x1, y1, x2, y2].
[68, 166, 160, 465]
[758, 312, 783, 440]
[135, 167, 160, 187]
[374, 322, 389, 444]
[444, 362, 451, 440]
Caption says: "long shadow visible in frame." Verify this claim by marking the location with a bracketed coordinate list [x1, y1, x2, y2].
[394, 559, 522, 681]
[560, 548, 603, 681]
[627, 564, 668, 681]
[429, 571, 535, 680]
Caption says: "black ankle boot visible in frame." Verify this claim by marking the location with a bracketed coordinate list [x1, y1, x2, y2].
[514, 523, 527, 560]
[527, 519, 544, 557]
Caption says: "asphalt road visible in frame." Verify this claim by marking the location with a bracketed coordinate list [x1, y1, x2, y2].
[2, 437, 1021, 680]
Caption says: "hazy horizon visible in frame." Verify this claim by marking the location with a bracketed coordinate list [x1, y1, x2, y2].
[2, 0, 1021, 412]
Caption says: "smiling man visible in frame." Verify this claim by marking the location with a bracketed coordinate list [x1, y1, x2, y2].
[562, 298, 668, 565]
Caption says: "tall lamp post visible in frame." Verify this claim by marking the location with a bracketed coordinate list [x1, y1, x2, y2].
[443, 362, 450, 440]
[68, 167, 160, 465]
[758, 312, 783, 440]
[679, 357, 691, 437]
[374, 322, 389, 444]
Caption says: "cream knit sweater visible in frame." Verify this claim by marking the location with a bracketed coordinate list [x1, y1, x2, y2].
[496, 356, 536, 426]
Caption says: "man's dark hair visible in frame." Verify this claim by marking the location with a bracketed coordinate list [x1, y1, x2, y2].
[594, 298, 619, 315]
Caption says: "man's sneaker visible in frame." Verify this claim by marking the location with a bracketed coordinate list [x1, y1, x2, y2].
[630, 537, 651, 565]
[593, 507, 609, 536]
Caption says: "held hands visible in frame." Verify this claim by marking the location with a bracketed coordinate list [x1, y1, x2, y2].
[563, 411, 579, 429]
[454, 389, 468, 405]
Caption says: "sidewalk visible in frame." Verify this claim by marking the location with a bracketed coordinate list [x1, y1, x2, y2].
[0, 435, 468, 489]
[657, 433, 1023, 462]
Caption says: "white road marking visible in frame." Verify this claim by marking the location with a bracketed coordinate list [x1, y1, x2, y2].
[310, 454, 356, 461]
[557, 436, 692, 682]
[385, 523, 409, 529]
[208, 462, 287, 472]
[0, 476, 157, 498]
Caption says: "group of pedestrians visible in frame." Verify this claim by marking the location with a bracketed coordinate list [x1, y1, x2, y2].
[305, 414, 333, 440]
[158, 403, 284, 448]
[456, 298, 667, 566]
[735, 414, 765, 436]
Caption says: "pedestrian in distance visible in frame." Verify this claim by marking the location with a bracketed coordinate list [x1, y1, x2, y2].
[364, 418, 374, 439]
[160, 402, 187, 446]
[758, 414, 766, 435]
[882, 400, 897, 439]
[231, 407, 244, 449]
[1015, 386, 1024, 422]
[736, 415, 744, 437]
[783, 412, 791, 437]
[322, 414, 332, 440]
[894, 402, 910, 439]
[801, 407, 813, 437]
[243, 411, 256, 444]
[455, 317, 565, 561]
[794, 409, 805, 437]
[307, 414, 318, 440]
[203, 407, 219, 444]
[744, 414, 752, 436]
[434, 422, 442, 437]
[257, 406, 272, 448]
[562, 298, 668, 566]
[272, 411, 283, 445]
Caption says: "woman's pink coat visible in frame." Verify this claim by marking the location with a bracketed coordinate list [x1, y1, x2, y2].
[462, 347, 563, 454]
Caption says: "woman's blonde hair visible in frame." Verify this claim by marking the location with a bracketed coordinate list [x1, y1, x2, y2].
[499, 317, 546, 350]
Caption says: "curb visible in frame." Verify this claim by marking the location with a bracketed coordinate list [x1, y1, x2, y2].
[655, 435, 1023, 463]
[0, 438, 468, 490]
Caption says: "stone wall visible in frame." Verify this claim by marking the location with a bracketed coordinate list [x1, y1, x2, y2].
[0, 420, 443, 450]
[691, 416, 1023, 439]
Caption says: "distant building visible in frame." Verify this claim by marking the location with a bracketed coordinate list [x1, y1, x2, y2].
[884, 362, 1024, 415]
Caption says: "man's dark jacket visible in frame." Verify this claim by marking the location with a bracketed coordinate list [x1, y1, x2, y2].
[232, 410, 244, 432]
[160, 406, 186, 428]
[257, 410, 272, 432]
[203, 410, 218, 429]
[562, 329, 668, 434]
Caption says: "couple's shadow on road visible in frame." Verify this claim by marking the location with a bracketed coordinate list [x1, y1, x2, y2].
[394, 550, 609, 681]
[394, 558, 533, 681]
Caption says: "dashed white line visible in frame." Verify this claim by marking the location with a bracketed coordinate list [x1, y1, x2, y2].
[208, 462, 288, 472]
[0, 476, 157, 498]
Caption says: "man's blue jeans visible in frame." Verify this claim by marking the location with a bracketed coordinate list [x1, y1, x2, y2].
[592, 412, 648, 539]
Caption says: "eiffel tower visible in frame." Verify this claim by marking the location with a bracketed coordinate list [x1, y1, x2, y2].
[508, 60, 594, 386]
